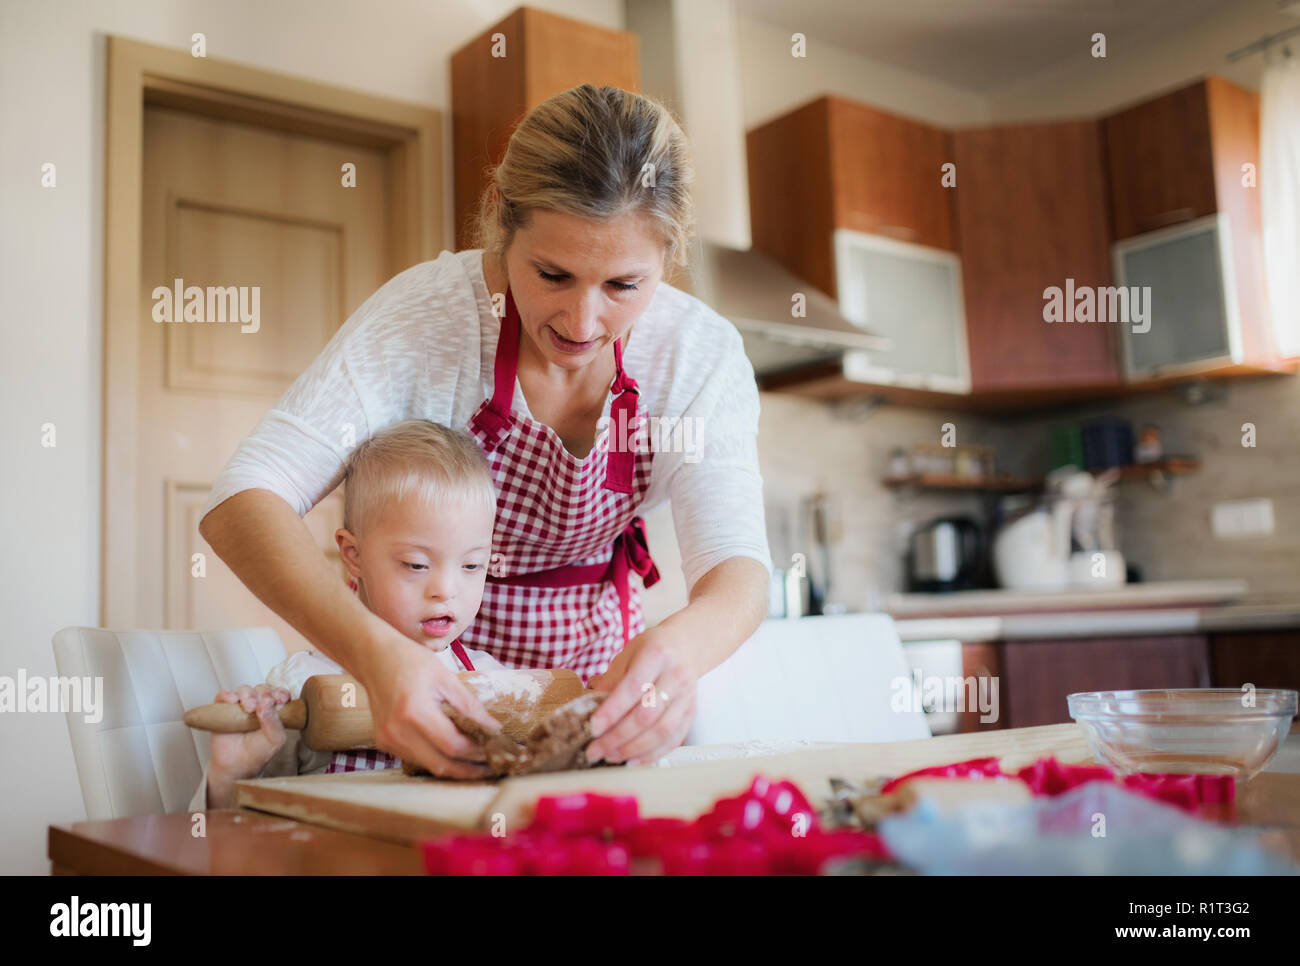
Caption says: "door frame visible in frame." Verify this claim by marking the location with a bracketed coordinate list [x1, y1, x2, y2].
[103, 35, 443, 627]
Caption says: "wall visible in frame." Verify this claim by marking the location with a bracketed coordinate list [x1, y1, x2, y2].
[985, 378, 1300, 597]
[756, 395, 997, 611]
[736, 14, 991, 128]
[0, 0, 623, 877]
[983, 0, 1285, 121]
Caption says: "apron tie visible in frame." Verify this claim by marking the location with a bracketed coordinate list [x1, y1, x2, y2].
[487, 517, 659, 648]
[607, 517, 660, 648]
[605, 336, 639, 494]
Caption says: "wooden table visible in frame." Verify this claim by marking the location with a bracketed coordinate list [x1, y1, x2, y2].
[49, 725, 1300, 875]
[49, 808, 424, 875]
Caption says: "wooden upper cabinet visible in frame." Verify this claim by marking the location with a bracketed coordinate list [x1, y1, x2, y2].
[747, 95, 957, 300]
[826, 98, 957, 251]
[747, 98, 838, 297]
[1105, 77, 1286, 374]
[451, 7, 639, 251]
[1104, 80, 1218, 239]
[1103, 77, 1259, 241]
[954, 121, 1120, 391]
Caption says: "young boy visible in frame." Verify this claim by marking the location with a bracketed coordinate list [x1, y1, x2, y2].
[191, 420, 505, 810]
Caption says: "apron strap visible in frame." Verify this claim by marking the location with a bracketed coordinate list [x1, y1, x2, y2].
[472, 284, 643, 493]
[605, 336, 640, 494]
[469, 287, 521, 449]
[449, 638, 475, 672]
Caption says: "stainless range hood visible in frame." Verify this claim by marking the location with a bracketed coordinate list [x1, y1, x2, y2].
[683, 240, 890, 376]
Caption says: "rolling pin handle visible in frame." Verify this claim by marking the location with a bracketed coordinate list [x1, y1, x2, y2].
[183, 699, 308, 733]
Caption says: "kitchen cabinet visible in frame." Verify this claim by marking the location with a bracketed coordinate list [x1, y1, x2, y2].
[953, 121, 1120, 392]
[899, 640, 1003, 735]
[958, 641, 1003, 734]
[827, 98, 957, 252]
[747, 96, 957, 301]
[1103, 77, 1289, 377]
[1000, 634, 1210, 729]
[450, 8, 640, 251]
[747, 96, 965, 395]
[1211, 631, 1300, 695]
[748, 76, 1293, 409]
[1104, 80, 1218, 240]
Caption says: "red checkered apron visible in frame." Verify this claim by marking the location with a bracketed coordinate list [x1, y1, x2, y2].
[328, 286, 659, 774]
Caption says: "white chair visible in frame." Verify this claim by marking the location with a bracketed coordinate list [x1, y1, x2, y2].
[52, 626, 287, 821]
[685, 614, 932, 745]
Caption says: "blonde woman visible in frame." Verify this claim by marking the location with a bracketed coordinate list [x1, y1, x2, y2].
[199, 84, 771, 778]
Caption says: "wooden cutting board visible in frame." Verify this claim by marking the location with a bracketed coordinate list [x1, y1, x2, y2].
[234, 722, 1096, 845]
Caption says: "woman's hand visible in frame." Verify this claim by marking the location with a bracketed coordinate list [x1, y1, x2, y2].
[358, 628, 502, 780]
[585, 624, 698, 766]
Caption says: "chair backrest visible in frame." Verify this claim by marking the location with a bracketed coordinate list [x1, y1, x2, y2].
[51, 626, 286, 820]
[685, 614, 932, 745]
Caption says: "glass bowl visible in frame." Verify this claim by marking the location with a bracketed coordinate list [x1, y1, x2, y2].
[1067, 689, 1298, 780]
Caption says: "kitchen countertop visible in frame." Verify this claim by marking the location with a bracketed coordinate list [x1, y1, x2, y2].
[888, 579, 1248, 616]
[889, 584, 1300, 642]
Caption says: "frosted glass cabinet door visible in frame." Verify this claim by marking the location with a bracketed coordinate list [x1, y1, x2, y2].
[1114, 213, 1241, 379]
[833, 228, 970, 392]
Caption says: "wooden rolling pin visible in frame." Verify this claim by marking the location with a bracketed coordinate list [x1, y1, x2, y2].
[183, 669, 586, 752]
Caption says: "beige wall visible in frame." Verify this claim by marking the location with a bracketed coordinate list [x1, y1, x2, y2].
[756, 395, 998, 610]
[983, 0, 1284, 121]
[986, 376, 1300, 596]
[736, 14, 991, 128]
[0, 0, 623, 877]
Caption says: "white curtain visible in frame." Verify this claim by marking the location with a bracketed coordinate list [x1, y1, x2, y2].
[1261, 47, 1300, 358]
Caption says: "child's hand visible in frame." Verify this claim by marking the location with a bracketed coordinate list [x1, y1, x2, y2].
[205, 684, 290, 808]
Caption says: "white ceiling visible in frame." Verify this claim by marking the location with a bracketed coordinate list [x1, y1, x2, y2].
[734, 0, 1244, 91]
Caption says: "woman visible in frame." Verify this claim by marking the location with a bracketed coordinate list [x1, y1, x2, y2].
[199, 85, 772, 778]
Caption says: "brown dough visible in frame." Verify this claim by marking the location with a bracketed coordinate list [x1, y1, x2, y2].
[401, 691, 611, 779]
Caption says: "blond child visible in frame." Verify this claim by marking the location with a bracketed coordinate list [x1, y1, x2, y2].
[192, 420, 505, 809]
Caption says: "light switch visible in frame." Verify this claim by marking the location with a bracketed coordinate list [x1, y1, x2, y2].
[1211, 498, 1275, 539]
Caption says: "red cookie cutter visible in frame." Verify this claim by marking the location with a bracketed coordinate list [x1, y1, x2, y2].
[881, 755, 1235, 813]
[420, 775, 889, 876]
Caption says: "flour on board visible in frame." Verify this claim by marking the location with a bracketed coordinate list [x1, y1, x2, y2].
[467, 670, 546, 703]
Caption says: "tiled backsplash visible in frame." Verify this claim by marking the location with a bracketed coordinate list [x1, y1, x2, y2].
[754, 373, 1300, 608]
[991, 375, 1300, 596]
[757, 393, 997, 611]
